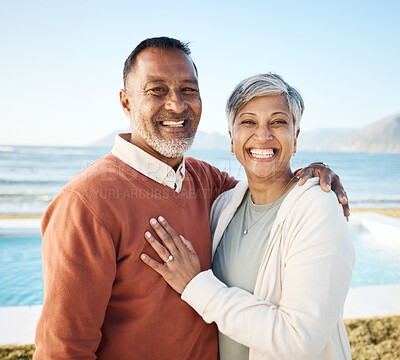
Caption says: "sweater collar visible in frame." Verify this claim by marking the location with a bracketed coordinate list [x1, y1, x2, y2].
[111, 133, 185, 193]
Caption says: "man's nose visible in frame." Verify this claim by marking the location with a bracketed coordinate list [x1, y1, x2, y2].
[165, 90, 187, 113]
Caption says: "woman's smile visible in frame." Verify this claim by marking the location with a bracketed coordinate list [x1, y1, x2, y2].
[248, 147, 277, 160]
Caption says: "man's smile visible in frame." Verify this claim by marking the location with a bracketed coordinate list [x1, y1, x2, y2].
[160, 120, 186, 127]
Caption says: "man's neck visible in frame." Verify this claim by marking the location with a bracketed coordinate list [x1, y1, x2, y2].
[129, 133, 183, 169]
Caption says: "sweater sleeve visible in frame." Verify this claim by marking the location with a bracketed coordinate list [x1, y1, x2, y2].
[182, 187, 354, 360]
[196, 158, 239, 199]
[211, 167, 238, 199]
[34, 189, 117, 360]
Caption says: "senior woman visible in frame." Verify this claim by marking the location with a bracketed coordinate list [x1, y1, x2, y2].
[141, 74, 354, 360]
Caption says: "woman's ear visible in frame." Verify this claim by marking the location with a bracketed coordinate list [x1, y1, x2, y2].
[294, 128, 300, 153]
[229, 130, 234, 155]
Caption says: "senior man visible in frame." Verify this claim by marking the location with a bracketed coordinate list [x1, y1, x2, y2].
[34, 37, 348, 360]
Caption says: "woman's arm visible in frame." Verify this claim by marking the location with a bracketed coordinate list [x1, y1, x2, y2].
[141, 188, 354, 359]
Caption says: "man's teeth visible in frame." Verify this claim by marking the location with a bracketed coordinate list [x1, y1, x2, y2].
[161, 120, 185, 127]
[250, 149, 274, 158]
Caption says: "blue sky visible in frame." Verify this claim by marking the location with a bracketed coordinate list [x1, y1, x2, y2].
[0, 0, 399, 146]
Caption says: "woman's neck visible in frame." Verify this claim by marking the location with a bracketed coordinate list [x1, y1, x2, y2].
[247, 170, 297, 205]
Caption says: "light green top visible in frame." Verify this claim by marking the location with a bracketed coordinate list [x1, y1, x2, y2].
[212, 185, 295, 360]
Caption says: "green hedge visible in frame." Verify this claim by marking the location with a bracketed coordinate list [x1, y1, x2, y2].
[1, 315, 399, 359]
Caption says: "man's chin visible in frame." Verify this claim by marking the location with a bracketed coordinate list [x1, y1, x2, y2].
[152, 139, 194, 159]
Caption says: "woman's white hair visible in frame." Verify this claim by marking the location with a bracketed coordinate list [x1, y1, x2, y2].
[226, 73, 304, 131]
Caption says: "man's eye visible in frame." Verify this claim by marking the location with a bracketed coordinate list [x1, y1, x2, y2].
[149, 88, 166, 94]
[182, 87, 198, 93]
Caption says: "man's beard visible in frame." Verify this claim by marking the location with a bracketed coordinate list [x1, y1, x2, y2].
[134, 109, 198, 158]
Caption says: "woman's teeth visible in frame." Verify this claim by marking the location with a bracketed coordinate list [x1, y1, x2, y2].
[250, 149, 274, 159]
[161, 120, 185, 127]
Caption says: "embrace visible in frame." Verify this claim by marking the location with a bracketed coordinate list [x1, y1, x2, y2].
[34, 37, 354, 360]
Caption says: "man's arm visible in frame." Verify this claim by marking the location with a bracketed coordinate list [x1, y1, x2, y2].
[34, 190, 116, 360]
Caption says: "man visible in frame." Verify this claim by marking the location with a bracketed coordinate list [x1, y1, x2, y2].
[34, 37, 348, 359]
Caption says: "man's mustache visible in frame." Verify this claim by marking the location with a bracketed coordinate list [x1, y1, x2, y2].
[153, 109, 196, 122]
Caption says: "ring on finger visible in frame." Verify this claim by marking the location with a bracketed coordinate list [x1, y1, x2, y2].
[164, 254, 174, 264]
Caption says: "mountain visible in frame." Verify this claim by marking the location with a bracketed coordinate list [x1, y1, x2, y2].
[90, 129, 128, 147]
[298, 113, 400, 153]
[90, 113, 400, 153]
[190, 130, 230, 149]
[90, 129, 231, 149]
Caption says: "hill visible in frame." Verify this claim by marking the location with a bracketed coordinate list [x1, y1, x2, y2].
[90, 129, 230, 150]
[90, 112, 400, 153]
[299, 113, 400, 153]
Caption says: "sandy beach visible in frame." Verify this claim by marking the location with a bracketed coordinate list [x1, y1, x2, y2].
[1, 208, 399, 345]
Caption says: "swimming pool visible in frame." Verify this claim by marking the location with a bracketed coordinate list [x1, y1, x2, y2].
[0, 235, 43, 306]
[0, 226, 399, 307]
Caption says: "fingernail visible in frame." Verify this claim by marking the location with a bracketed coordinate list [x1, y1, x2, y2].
[158, 216, 165, 222]
[150, 218, 157, 225]
[145, 231, 151, 238]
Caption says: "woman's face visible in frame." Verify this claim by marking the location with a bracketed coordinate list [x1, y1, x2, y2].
[230, 95, 299, 183]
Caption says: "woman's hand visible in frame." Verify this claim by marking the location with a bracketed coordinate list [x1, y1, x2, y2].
[296, 162, 350, 220]
[140, 216, 201, 294]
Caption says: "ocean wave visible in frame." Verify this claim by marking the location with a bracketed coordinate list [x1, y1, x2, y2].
[0, 146, 15, 152]
[0, 179, 66, 186]
[14, 147, 108, 156]
[350, 198, 400, 208]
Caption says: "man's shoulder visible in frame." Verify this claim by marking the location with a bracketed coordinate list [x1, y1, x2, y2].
[64, 153, 131, 191]
[44, 153, 136, 223]
[185, 156, 227, 179]
[185, 156, 213, 170]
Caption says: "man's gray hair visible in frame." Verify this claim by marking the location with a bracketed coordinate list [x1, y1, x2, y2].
[226, 73, 305, 131]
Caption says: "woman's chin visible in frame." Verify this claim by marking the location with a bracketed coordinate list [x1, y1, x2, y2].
[244, 164, 292, 184]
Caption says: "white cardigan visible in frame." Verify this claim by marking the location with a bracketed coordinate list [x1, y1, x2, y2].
[181, 178, 355, 360]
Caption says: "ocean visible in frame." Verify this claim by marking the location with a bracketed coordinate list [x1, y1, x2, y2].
[0, 145, 399, 215]
[1, 145, 400, 306]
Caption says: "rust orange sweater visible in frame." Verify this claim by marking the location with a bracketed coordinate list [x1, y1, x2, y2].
[34, 153, 237, 360]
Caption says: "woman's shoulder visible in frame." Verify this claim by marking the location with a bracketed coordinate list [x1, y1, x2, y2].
[210, 181, 248, 235]
[289, 178, 337, 205]
[277, 178, 343, 224]
[212, 181, 248, 208]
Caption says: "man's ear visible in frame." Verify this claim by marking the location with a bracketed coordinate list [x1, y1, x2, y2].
[120, 89, 132, 118]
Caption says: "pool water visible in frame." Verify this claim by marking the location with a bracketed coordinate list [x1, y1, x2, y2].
[0, 235, 43, 306]
[351, 226, 400, 287]
[0, 227, 399, 307]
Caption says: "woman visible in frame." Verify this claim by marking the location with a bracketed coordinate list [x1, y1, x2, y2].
[141, 73, 354, 360]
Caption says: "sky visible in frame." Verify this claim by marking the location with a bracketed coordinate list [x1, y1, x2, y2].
[0, 0, 399, 146]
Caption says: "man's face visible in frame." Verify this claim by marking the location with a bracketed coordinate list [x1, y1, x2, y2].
[120, 48, 202, 163]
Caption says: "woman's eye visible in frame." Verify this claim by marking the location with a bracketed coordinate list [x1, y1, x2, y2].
[272, 119, 287, 125]
[241, 120, 255, 125]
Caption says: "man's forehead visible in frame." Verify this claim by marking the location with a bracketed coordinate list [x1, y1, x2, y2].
[132, 48, 197, 80]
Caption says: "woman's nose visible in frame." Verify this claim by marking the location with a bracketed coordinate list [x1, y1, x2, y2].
[254, 125, 273, 141]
